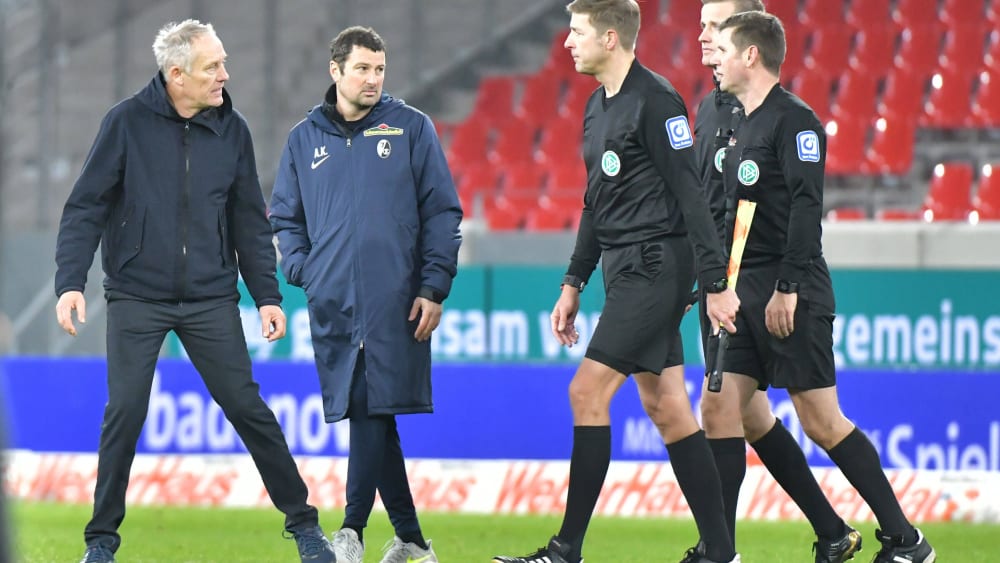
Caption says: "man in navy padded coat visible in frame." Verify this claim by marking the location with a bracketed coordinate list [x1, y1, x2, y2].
[54, 19, 334, 563]
[269, 26, 462, 563]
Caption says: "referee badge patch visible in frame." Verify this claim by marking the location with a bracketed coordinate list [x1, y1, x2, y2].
[714, 147, 727, 173]
[665, 116, 694, 149]
[601, 150, 621, 176]
[737, 160, 759, 186]
[796, 130, 821, 162]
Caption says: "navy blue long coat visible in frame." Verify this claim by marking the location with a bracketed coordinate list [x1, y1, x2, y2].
[269, 90, 462, 422]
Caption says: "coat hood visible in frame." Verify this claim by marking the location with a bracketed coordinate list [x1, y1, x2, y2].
[134, 72, 232, 135]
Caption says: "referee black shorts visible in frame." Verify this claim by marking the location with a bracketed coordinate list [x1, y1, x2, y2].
[585, 235, 695, 376]
[723, 264, 837, 390]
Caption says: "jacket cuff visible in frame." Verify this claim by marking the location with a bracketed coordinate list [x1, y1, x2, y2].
[418, 286, 447, 304]
[697, 266, 727, 291]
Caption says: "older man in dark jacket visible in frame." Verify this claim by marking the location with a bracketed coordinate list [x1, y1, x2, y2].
[54, 19, 334, 563]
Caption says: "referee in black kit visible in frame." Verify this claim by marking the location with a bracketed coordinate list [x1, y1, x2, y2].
[711, 11, 934, 563]
[493, 1, 740, 563]
[689, 2, 862, 563]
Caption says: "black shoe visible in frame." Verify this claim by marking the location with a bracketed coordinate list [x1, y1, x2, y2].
[679, 541, 705, 563]
[813, 525, 862, 563]
[871, 528, 936, 563]
[289, 525, 337, 563]
[492, 536, 578, 563]
[79, 545, 116, 563]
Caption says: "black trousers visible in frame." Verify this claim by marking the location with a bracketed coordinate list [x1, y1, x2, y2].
[85, 297, 318, 551]
[343, 352, 419, 535]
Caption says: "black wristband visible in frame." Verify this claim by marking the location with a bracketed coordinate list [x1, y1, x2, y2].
[775, 279, 800, 294]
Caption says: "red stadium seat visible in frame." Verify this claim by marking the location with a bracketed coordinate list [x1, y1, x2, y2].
[832, 70, 880, 121]
[782, 26, 808, 78]
[985, 31, 1000, 72]
[922, 69, 977, 128]
[876, 208, 922, 221]
[866, 115, 916, 175]
[892, 0, 944, 27]
[971, 70, 1000, 127]
[541, 35, 576, 80]
[764, 0, 799, 26]
[470, 76, 517, 126]
[638, 0, 664, 26]
[515, 73, 562, 125]
[484, 201, 525, 231]
[893, 25, 945, 78]
[846, 0, 891, 28]
[938, 24, 991, 76]
[877, 68, 928, 121]
[824, 118, 868, 175]
[535, 113, 583, 166]
[547, 163, 588, 196]
[849, 26, 899, 74]
[972, 164, 1000, 221]
[561, 75, 599, 118]
[789, 73, 834, 121]
[941, 0, 986, 27]
[799, 0, 846, 27]
[921, 162, 974, 222]
[445, 115, 493, 171]
[498, 162, 547, 197]
[488, 117, 539, 166]
[524, 198, 575, 231]
[826, 207, 867, 221]
[804, 26, 856, 78]
[454, 161, 501, 203]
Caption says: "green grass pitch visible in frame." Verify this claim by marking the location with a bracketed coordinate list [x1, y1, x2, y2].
[11, 501, 998, 561]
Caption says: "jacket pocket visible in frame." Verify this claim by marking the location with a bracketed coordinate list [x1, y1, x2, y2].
[115, 204, 145, 272]
[218, 208, 235, 268]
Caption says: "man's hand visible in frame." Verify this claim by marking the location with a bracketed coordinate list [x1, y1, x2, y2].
[410, 297, 442, 342]
[551, 286, 582, 347]
[259, 305, 286, 342]
[705, 287, 740, 334]
[765, 290, 797, 339]
[55, 291, 86, 336]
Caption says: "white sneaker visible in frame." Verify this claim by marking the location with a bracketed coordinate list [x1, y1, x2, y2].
[380, 536, 439, 563]
[331, 528, 365, 563]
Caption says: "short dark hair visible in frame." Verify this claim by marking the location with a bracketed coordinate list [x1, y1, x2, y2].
[329, 26, 386, 69]
[701, 0, 765, 12]
[719, 11, 785, 75]
[566, 0, 641, 51]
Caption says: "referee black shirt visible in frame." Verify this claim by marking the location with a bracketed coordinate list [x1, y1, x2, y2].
[694, 84, 742, 246]
[566, 60, 727, 290]
[722, 83, 832, 299]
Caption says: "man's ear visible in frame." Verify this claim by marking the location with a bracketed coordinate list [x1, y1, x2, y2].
[605, 29, 619, 51]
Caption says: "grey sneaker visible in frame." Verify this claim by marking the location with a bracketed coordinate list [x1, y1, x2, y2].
[79, 545, 116, 563]
[331, 528, 365, 563]
[871, 528, 936, 563]
[380, 536, 438, 563]
[290, 525, 336, 563]
[814, 525, 862, 563]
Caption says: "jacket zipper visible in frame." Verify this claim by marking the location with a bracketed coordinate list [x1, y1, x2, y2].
[178, 121, 191, 300]
[346, 133, 363, 350]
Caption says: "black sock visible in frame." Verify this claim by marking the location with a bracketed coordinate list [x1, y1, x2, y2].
[708, 437, 746, 546]
[557, 426, 611, 562]
[751, 419, 844, 539]
[668, 430, 734, 563]
[398, 530, 427, 550]
[343, 524, 363, 543]
[826, 427, 916, 544]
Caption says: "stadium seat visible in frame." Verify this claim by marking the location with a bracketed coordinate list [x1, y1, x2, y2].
[831, 69, 880, 121]
[535, 113, 583, 166]
[865, 115, 916, 175]
[561, 75, 598, 118]
[547, 162, 588, 196]
[515, 72, 563, 125]
[782, 26, 808, 78]
[971, 163, 1000, 221]
[892, 0, 944, 27]
[470, 76, 517, 126]
[799, 0, 845, 27]
[524, 198, 575, 231]
[971, 70, 1000, 127]
[488, 116, 539, 166]
[846, 0, 891, 28]
[484, 200, 525, 231]
[540, 35, 576, 80]
[985, 31, 1000, 72]
[824, 118, 868, 175]
[498, 162, 547, 197]
[849, 26, 898, 74]
[454, 161, 501, 202]
[875, 208, 921, 221]
[922, 69, 978, 128]
[941, 0, 986, 27]
[938, 24, 991, 75]
[445, 115, 493, 171]
[878, 68, 928, 121]
[921, 162, 974, 222]
[803, 26, 856, 78]
[639, 0, 663, 27]
[789, 73, 833, 121]
[893, 25, 945, 78]
[826, 207, 867, 221]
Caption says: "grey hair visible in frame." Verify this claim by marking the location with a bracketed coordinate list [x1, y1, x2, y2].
[152, 19, 216, 74]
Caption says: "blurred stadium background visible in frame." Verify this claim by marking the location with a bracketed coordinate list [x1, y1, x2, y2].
[1, 0, 1000, 559]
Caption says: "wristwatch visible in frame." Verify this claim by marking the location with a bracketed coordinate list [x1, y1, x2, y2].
[775, 279, 800, 294]
[704, 277, 728, 293]
[561, 274, 586, 293]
